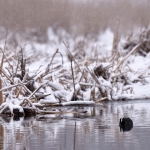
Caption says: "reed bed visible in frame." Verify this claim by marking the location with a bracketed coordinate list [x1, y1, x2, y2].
[0, 27, 150, 117]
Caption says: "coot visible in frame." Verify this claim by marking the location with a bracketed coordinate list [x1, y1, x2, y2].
[119, 118, 133, 132]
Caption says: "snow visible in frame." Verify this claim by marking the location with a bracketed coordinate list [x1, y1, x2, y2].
[0, 27, 150, 114]
[62, 101, 95, 106]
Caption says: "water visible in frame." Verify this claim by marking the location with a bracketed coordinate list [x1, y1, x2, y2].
[0, 100, 150, 150]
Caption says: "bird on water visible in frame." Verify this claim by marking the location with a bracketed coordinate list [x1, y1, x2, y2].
[119, 118, 133, 132]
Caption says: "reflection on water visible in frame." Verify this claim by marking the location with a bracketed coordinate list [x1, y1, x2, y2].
[0, 100, 150, 150]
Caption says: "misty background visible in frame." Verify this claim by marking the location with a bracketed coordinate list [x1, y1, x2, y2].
[0, 0, 149, 38]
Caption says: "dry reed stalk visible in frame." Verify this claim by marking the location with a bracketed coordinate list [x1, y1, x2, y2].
[114, 43, 141, 72]
[0, 105, 8, 114]
[0, 48, 12, 69]
[63, 41, 83, 74]
[0, 83, 26, 92]
[0, 32, 8, 105]
[78, 69, 85, 82]
[112, 29, 119, 56]
[14, 59, 20, 76]
[29, 82, 48, 99]
[0, 67, 30, 96]
[5, 67, 13, 77]
[95, 97, 108, 103]
[90, 84, 95, 101]
[85, 66, 106, 97]
[0, 54, 4, 104]
[109, 55, 116, 62]
[20, 98, 36, 108]
[0, 68, 14, 84]
[37, 93, 51, 99]
[20, 48, 26, 80]
[70, 58, 76, 100]
[111, 71, 129, 79]
[16, 72, 28, 98]
[42, 49, 63, 78]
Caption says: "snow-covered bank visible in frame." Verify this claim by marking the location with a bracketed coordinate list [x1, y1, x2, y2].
[0, 27, 150, 116]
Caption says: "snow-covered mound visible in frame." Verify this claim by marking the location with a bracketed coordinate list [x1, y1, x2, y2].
[0, 27, 150, 116]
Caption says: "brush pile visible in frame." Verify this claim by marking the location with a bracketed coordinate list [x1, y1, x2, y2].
[0, 28, 150, 117]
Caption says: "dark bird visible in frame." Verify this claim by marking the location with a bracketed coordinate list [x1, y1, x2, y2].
[119, 118, 133, 132]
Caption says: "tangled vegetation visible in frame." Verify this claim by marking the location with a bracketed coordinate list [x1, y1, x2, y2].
[0, 28, 150, 117]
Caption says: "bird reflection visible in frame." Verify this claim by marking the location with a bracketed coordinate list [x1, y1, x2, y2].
[119, 118, 133, 132]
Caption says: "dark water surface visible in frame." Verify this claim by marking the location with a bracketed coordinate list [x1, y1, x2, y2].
[0, 100, 150, 150]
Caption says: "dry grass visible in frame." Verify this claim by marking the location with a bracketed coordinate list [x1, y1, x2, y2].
[0, 0, 149, 36]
